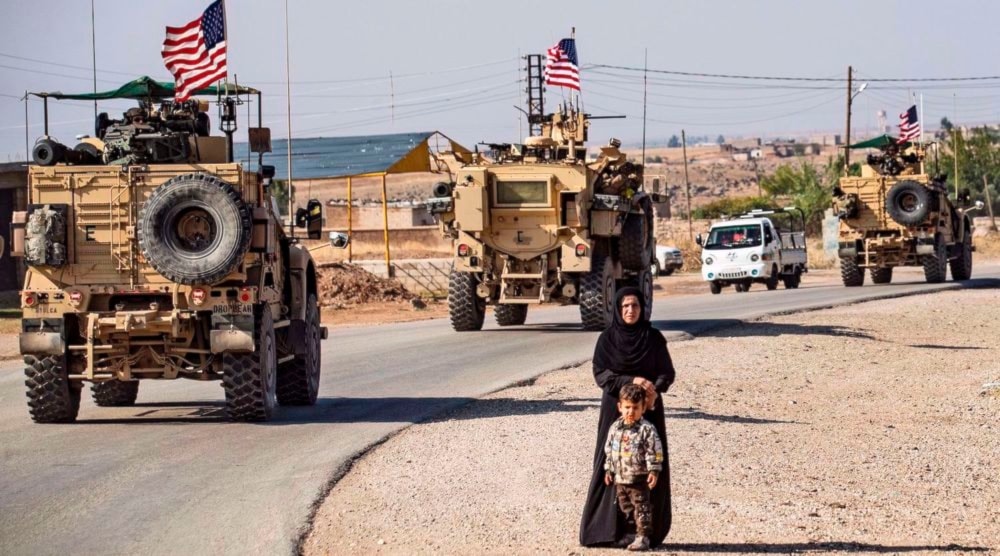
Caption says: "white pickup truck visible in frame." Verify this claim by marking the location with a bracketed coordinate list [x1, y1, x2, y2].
[698, 208, 808, 294]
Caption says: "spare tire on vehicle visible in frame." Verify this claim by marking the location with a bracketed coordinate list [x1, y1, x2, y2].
[138, 173, 252, 285]
[885, 180, 931, 225]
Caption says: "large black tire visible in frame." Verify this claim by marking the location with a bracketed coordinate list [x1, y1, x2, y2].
[709, 281, 722, 295]
[886, 180, 931, 226]
[619, 213, 652, 272]
[922, 237, 948, 284]
[24, 355, 80, 423]
[580, 252, 616, 331]
[870, 267, 893, 284]
[494, 304, 528, 327]
[840, 258, 865, 287]
[138, 173, 252, 285]
[765, 266, 779, 290]
[636, 268, 654, 319]
[91, 380, 139, 407]
[950, 232, 973, 281]
[277, 293, 321, 406]
[662, 267, 675, 277]
[222, 308, 277, 421]
[448, 271, 485, 331]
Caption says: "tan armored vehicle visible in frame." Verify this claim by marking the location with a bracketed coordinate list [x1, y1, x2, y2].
[832, 137, 978, 286]
[13, 79, 344, 423]
[430, 105, 657, 331]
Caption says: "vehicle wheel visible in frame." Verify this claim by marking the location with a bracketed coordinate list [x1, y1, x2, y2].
[886, 180, 931, 225]
[651, 260, 662, 277]
[709, 281, 722, 295]
[636, 267, 654, 318]
[783, 270, 802, 289]
[138, 173, 252, 285]
[949, 232, 973, 280]
[870, 266, 893, 284]
[922, 236, 948, 284]
[277, 293, 321, 406]
[619, 212, 652, 271]
[765, 266, 779, 290]
[91, 380, 139, 406]
[222, 307, 277, 421]
[448, 270, 485, 331]
[24, 355, 81, 423]
[580, 252, 616, 331]
[738, 279, 752, 293]
[840, 257, 865, 287]
[495, 304, 528, 326]
[662, 267, 675, 277]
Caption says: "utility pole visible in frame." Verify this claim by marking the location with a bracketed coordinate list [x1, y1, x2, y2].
[682, 129, 693, 243]
[844, 65, 853, 173]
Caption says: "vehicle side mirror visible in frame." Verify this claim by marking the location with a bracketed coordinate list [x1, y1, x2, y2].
[329, 231, 350, 249]
[305, 199, 323, 240]
[695, 233, 703, 246]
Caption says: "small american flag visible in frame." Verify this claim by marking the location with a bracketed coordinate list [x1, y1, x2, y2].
[898, 104, 921, 143]
[544, 38, 580, 91]
[162, 0, 228, 102]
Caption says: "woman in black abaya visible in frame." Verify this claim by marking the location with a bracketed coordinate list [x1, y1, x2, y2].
[579, 286, 675, 548]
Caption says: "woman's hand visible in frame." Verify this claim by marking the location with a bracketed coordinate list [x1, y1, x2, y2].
[632, 376, 657, 410]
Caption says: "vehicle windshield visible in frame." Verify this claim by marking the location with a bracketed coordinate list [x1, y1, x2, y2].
[704, 224, 762, 249]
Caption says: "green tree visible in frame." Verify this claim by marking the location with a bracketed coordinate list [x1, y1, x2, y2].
[940, 116, 954, 132]
[692, 196, 771, 219]
[716, 134, 725, 145]
[270, 179, 295, 215]
[667, 135, 681, 148]
[937, 127, 1000, 214]
[759, 161, 832, 231]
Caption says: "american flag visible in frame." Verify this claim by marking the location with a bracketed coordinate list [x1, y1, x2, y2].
[898, 104, 921, 143]
[162, 0, 228, 102]
[544, 38, 580, 91]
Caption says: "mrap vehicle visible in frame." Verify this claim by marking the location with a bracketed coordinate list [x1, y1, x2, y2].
[12, 78, 346, 423]
[430, 104, 657, 331]
[698, 208, 808, 294]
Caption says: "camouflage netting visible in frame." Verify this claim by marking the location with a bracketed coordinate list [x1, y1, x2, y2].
[317, 263, 417, 308]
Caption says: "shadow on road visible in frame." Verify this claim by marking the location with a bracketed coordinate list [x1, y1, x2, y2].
[652, 319, 875, 340]
[661, 541, 989, 553]
[667, 406, 804, 425]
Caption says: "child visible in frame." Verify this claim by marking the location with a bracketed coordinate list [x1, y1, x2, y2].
[603, 383, 664, 551]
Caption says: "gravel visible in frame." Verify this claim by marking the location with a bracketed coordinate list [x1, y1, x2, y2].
[304, 289, 1000, 555]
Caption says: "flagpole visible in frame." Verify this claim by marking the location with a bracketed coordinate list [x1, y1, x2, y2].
[221, 0, 230, 93]
[90, 0, 97, 121]
[284, 0, 295, 235]
[641, 48, 647, 171]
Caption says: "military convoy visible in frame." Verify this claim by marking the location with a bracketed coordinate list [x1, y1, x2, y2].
[13, 80, 341, 423]
[430, 105, 657, 331]
[832, 138, 979, 286]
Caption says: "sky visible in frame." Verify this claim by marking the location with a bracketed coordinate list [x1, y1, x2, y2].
[2, 0, 1000, 161]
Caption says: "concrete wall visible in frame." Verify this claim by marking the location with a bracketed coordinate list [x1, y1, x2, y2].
[343, 258, 452, 297]
[325, 205, 436, 229]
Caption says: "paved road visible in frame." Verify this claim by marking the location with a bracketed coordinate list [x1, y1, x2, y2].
[2, 263, 998, 556]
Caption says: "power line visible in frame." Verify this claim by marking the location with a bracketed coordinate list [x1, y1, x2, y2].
[590, 63, 1000, 83]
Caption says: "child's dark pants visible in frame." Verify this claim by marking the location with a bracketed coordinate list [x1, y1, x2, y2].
[615, 481, 652, 537]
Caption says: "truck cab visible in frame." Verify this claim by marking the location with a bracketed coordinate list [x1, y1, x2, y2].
[698, 209, 807, 294]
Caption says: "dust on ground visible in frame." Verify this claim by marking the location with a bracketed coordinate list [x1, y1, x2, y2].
[304, 288, 1000, 555]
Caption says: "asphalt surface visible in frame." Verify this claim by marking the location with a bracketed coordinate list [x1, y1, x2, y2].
[1, 263, 998, 556]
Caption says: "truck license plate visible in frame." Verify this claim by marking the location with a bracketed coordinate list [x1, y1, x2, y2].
[212, 303, 252, 314]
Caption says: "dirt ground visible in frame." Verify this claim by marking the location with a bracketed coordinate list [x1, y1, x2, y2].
[304, 288, 1000, 555]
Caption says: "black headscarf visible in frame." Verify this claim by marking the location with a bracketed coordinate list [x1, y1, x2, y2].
[593, 286, 665, 372]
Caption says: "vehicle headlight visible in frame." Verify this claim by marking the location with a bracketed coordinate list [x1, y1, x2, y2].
[704, 257, 714, 265]
[750, 254, 759, 262]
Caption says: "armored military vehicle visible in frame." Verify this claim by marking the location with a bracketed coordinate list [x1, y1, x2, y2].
[13, 79, 344, 423]
[832, 138, 978, 286]
[430, 104, 657, 331]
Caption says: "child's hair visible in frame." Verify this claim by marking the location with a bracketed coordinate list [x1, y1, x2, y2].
[619, 383, 646, 404]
